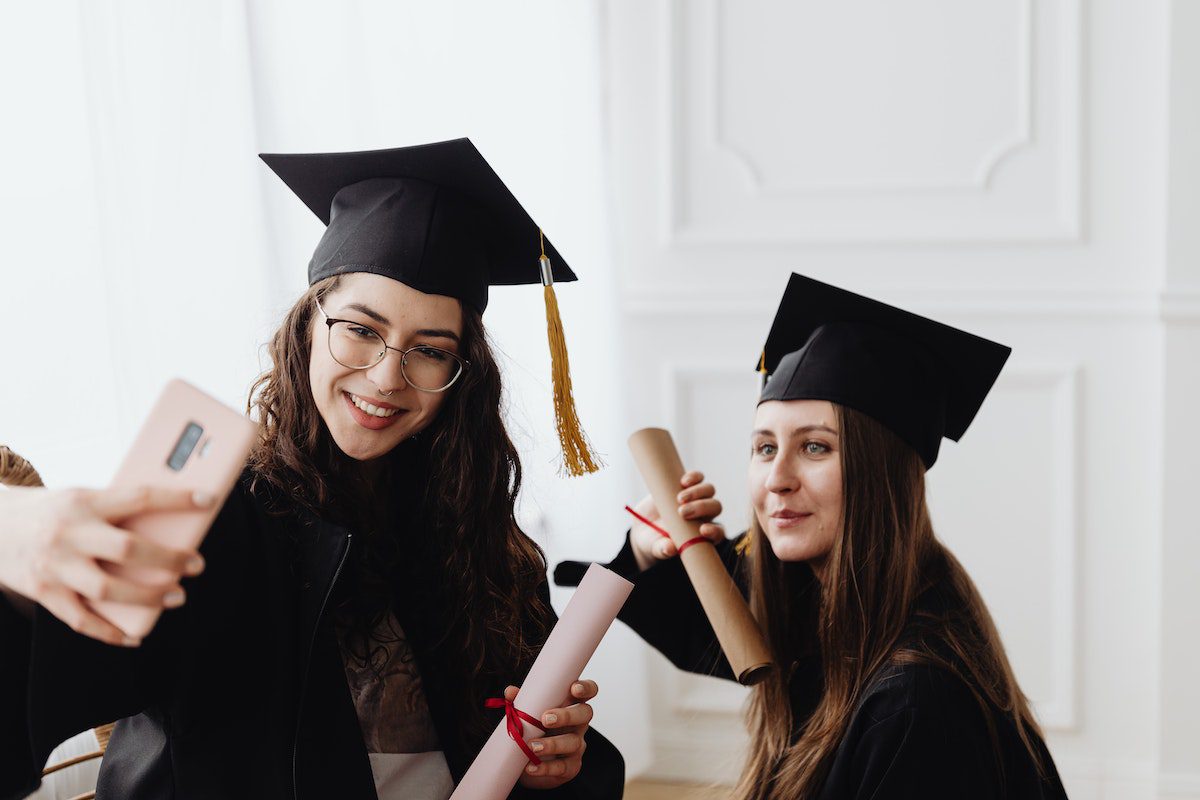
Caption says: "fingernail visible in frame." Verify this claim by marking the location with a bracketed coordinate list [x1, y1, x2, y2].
[542, 713, 558, 726]
[573, 682, 584, 693]
[163, 590, 186, 608]
[185, 556, 205, 576]
[530, 741, 544, 752]
[123, 636, 141, 647]
[678, 506, 690, 518]
[192, 490, 214, 507]
[526, 764, 538, 774]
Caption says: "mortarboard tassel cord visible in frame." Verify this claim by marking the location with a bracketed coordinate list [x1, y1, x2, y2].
[540, 231, 602, 476]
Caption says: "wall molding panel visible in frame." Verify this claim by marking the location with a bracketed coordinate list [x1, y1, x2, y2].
[661, 0, 1082, 245]
[623, 286, 1163, 320]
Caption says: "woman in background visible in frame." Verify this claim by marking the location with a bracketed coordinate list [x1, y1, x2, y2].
[558, 273, 1068, 799]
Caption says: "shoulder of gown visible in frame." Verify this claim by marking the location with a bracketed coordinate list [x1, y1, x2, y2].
[823, 662, 1068, 800]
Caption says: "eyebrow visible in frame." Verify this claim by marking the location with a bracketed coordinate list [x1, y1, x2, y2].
[342, 303, 390, 326]
[341, 303, 461, 344]
[752, 424, 839, 437]
[414, 328, 461, 343]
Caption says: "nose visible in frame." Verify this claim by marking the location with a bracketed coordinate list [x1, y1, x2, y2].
[764, 455, 799, 495]
[364, 349, 409, 396]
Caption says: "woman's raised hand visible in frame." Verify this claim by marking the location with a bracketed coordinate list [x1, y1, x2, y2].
[629, 470, 725, 571]
[0, 486, 211, 646]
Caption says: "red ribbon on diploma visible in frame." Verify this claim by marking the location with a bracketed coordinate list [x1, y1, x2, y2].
[484, 697, 543, 766]
[624, 505, 708, 555]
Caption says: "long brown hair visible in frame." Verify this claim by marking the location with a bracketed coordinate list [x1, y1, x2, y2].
[247, 276, 553, 747]
[733, 404, 1044, 799]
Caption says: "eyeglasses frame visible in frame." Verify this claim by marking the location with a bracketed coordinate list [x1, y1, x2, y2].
[314, 299, 469, 393]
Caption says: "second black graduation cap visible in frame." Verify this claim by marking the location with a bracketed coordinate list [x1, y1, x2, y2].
[758, 274, 1011, 468]
[258, 137, 574, 313]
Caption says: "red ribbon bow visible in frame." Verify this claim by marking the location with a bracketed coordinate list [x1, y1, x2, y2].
[484, 697, 544, 765]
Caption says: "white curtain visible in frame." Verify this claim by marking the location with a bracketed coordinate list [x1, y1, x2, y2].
[0, 0, 650, 780]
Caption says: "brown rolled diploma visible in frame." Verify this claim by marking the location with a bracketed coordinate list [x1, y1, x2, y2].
[627, 427, 774, 685]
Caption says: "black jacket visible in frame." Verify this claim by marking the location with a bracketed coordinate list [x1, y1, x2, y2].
[0, 474, 624, 800]
[555, 534, 1067, 800]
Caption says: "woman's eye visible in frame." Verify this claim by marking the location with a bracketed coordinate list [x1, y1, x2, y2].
[754, 442, 777, 457]
[412, 346, 450, 362]
[348, 325, 377, 340]
[804, 441, 830, 456]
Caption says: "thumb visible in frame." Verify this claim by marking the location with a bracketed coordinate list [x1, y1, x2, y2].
[656, 538, 677, 559]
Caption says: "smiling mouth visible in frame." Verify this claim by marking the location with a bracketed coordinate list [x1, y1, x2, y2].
[346, 392, 403, 418]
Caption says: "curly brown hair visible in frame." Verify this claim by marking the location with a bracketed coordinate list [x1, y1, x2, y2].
[246, 275, 554, 748]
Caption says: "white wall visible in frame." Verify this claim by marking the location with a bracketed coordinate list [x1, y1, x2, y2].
[600, 0, 1199, 797]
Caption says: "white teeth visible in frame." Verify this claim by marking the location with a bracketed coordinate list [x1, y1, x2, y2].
[348, 393, 401, 418]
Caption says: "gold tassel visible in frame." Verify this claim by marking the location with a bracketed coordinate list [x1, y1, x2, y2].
[736, 520, 755, 555]
[540, 232, 602, 476]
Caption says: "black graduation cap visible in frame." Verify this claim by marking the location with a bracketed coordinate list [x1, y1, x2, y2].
[757, 274, 1011, 468]
[258, 137, 575, 314]
[259, 138, 600, 476]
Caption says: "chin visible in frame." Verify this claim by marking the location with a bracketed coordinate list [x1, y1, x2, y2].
[763, 528, 830, 564]
[327, 422, 417, 462]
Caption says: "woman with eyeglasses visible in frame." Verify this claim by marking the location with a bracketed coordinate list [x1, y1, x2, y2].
[0, 140, 622, 800]
[557, 275, 1068, 799]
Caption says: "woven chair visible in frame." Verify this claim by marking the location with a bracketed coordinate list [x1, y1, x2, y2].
[0, 445, 113, 800]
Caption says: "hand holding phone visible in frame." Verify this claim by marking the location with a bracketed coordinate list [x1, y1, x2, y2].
[0, 483, 211, 646]
[92, 379, 257, 639]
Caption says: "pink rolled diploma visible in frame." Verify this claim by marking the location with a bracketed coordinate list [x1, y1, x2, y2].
[449, 563, 633, 800]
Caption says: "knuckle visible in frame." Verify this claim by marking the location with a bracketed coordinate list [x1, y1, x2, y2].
[115, 534, 137, 561]
[27, 574, 49, 597]
[62, 488, 89, 510]
[133, 487, 153, 509]
[65, 610, 87, 633]
[28, 552, 51, 578]
[44, 517, 70, 548]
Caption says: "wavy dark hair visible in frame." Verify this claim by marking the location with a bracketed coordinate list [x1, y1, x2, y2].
[246, 275, 554, 748]
[733, 404, 1045, 799]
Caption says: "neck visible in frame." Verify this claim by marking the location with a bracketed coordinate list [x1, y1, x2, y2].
[806, 556, 828, 585]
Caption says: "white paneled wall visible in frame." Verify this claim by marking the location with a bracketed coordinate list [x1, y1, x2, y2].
[600, 1, 1199, 798]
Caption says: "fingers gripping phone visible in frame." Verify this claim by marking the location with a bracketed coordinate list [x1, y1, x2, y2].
[93, 379, 258, 639]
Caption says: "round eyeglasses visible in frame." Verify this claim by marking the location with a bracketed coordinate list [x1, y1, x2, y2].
[315, 300, 468, 393]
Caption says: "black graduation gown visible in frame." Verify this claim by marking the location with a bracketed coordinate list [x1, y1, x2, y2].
[0, 475, 624, 800]
[555, 535, 1068, 800]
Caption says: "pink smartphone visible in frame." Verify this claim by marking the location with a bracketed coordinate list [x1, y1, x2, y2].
[92, 378, 258, 639]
